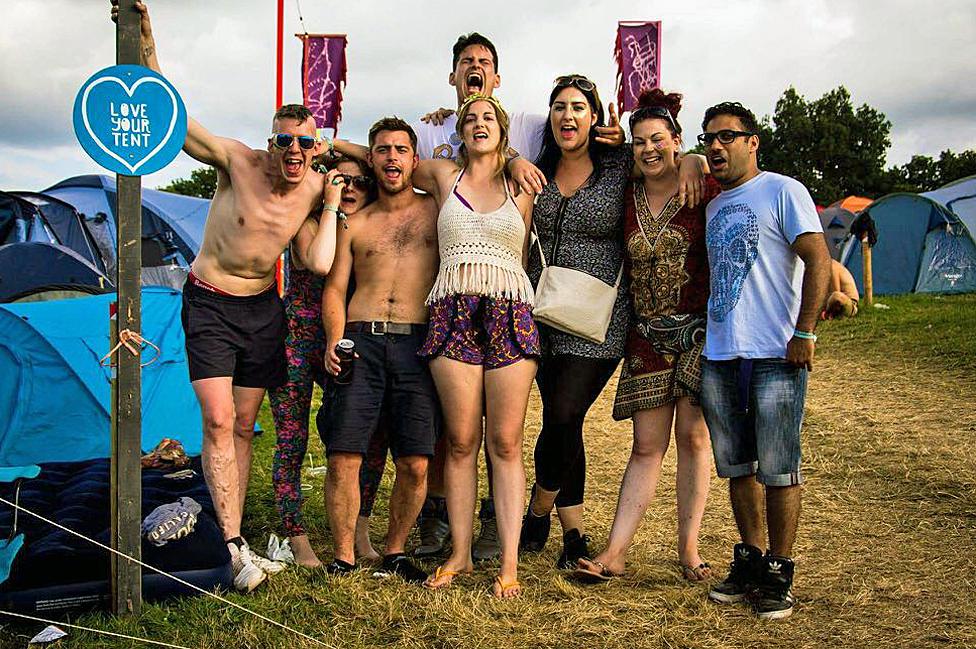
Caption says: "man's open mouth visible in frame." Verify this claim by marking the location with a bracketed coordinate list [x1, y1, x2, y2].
[709, 153, 727, 170]
[383, 165, 402, 181]
[284, 156, 303, 175]
[466, 72, 483, 91]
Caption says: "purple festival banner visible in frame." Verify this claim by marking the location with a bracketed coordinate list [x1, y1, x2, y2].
[614, 21, 662, 113]
[300, 34, 347, 135]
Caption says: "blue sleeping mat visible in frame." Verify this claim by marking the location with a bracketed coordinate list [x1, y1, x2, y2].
[0, 457, 231, 614]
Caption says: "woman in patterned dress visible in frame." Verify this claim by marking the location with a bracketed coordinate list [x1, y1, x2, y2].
[575, 89, 718, 583]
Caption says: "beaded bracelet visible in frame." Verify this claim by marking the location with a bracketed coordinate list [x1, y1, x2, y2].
[792, 329, 817, 342]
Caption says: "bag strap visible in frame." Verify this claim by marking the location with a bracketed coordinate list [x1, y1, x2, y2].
[531, 220, 548, 269]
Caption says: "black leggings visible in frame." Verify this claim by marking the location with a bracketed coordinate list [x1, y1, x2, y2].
[533, 354, 620, 508]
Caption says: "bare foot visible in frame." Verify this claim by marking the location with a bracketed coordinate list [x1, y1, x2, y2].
[288, 534, 322, 568]
[585, 551, 625, 576]
[424, 561, 474, 590]
[355, 516, 381, 563]
[492, 573, 521, 599]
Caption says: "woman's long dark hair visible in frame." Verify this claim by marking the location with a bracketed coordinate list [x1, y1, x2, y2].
[533, 75, 609, 182]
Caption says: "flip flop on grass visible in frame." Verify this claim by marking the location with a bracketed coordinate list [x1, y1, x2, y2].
[423, 564, 472, 590]
[680, 562, 712, 582]
[572, 558, 624, 584]
[493, 574, 521, 599]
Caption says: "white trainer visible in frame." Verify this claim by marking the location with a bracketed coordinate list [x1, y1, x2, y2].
[242, 539, 287, 575]
[230, 544, 267, 593]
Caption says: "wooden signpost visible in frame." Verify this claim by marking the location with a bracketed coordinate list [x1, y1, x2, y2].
[73, 0, 187, 617]
[112, 0, 143, 616]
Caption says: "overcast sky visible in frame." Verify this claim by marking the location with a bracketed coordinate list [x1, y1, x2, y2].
[2, 0, 974, 193]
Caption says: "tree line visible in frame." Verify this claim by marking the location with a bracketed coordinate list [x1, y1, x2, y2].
[162, 86, 976, 207]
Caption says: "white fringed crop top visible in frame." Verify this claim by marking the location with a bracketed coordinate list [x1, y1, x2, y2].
[426, 169, 535, 305]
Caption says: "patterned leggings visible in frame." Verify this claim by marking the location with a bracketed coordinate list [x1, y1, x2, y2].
[269, 269, 390, 537]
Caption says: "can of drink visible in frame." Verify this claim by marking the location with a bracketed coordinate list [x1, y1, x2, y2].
[334, 338, 355, 385]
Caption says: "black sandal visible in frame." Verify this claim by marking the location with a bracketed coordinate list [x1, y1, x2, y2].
[572, 559, 622, 584]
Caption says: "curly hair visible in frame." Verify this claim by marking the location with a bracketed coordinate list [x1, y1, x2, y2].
[630, 89, 683, 136]
[701, 101, 759, 135]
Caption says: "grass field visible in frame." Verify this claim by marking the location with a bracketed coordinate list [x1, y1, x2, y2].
[2, 293, 974, 648]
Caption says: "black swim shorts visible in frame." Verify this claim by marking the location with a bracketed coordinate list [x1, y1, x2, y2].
[180, 278, 288, 389]
[318, 323, 440, 458]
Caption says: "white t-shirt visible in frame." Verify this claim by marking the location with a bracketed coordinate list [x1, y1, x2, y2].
[412, 112, 546, 162]
[703, 171, 822, 361]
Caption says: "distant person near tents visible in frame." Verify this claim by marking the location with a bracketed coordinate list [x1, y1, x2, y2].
[111, 0, 340, 594]
[822, 260, 859, 319]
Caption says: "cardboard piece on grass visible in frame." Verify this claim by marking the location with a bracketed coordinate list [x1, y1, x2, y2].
[72, 64, 187, 176]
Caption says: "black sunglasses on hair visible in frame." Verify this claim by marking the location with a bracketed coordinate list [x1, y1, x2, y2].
[338, 174, 373, 189]
[553, 75, 596, 93]
[629, 105, 679, 134]
[697, 130, 754, 146]
[271, 133, 317, 150]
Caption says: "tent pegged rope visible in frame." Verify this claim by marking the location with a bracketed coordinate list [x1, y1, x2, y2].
[0, 496, 333, 648]
[0, 610, 191, 649]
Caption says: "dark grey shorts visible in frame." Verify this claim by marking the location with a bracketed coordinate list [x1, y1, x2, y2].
[317, 327, 439, 458]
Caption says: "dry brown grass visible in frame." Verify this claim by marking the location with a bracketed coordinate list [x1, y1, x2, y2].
[3, 296, 974, 648]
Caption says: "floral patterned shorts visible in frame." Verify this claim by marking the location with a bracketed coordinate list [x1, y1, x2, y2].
[419, 294, 541, 369]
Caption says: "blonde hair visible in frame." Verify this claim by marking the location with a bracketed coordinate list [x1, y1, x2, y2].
[455, 93, 510, 177]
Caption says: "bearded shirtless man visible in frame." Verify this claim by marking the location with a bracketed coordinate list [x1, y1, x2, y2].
[318, 118, 438, 581]
[113, 2, 340, 592]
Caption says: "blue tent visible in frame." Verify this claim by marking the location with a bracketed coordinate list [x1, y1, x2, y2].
[840, 193, 976, 295]
[923, 175, 976, 240]
[43, 175, 209, 275]
[0, 286, 202, 468]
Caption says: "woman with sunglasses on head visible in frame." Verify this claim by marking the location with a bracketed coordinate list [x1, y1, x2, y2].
[406, 94, 538, 599]
[268, 155, 380, 568]
[574, 89, 719, 584]
[521, 76, 706, 570]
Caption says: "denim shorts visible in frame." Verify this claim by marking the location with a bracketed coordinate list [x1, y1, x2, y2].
[700, 358, 807, 486]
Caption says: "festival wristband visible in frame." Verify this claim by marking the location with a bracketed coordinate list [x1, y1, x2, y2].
[792, 329, 817, 342]
[322, 204, 339, 213]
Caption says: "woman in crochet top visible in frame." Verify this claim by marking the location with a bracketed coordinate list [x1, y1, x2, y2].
[409, 94, 537, 598]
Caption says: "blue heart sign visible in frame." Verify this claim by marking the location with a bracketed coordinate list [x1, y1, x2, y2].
[72, 64, 187, 176]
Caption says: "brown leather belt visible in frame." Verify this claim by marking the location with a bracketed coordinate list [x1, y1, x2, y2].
[345, 321, 427, 336]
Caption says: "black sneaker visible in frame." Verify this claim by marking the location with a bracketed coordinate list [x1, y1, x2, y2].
[708, 543, 763, 604]
[755, 554, 796, 620]
[325, 558, 356, 576]
[373, 553, 429, 584]
[414, 497, 451, 558]
[556, 529, 591, 569]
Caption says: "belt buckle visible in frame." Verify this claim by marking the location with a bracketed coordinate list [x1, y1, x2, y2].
[369, 321, 386, 335]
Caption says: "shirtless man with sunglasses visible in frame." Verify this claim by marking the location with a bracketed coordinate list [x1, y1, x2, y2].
[111, 1, 343, 592]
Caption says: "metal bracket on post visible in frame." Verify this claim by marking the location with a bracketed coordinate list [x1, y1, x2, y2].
[111, 0, 143, 617]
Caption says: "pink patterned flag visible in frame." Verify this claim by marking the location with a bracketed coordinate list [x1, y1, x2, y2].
[300, 34, 348, 135]
[614, 22, 662, 113]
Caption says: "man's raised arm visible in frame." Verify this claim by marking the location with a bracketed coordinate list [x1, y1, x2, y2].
[111, 1, 236, 171]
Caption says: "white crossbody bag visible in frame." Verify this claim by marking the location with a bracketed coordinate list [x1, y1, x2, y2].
[532, 223, 622, 344]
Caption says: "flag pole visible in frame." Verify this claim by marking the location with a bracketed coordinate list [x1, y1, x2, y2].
[275, 0, 286, 295]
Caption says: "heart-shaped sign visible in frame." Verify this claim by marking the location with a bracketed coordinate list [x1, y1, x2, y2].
[73, 65, 187, 176]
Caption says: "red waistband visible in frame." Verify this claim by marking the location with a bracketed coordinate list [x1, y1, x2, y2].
[188, 272, 275, 297]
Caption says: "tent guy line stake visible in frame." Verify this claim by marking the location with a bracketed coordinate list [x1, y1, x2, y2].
[0, 609, 191, 649]
[0, 496, 333, 648]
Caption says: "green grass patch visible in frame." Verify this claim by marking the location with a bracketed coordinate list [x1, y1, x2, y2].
[816, 292, 976, 374]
